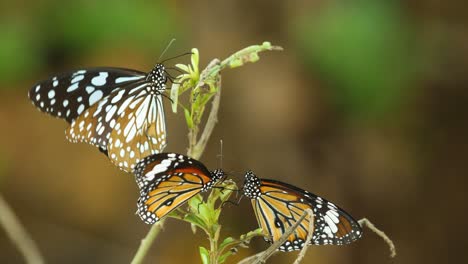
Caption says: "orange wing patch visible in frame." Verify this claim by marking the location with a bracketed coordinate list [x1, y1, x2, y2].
[137, 173, 206, 224]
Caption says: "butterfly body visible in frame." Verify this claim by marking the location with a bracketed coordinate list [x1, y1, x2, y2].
[134, 153, 224, 224]
[29, 64, 169, 172]
[243, 171, 362, 251]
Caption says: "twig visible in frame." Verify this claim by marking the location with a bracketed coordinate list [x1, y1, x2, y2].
[0, 194, 45, 264]
[293, 209, 315, 264]
[187, 58, 221, 159]
[358, 218, 396, 258]
[194, 81, 222, 156]
[238, 211, 309, 264]
[130, 220, 165, 264]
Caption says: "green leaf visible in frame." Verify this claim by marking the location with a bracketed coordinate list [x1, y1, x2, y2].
[199, 246, 210, 264]
[225, 41, 280, 69]
[184, 214, 207, 231]
[219, 250, 234, 264]
[219, 237, 235, 251]
[170, 82, 180, 113]
[198, 201, 214, 225]
[191, 223, 197, 234]
[199, 92, 216, 108]
[175, 63, 190, 72]
[191, 48, 200, 74]
[184, 108, 194, 129]
[188, 194, 203, 209]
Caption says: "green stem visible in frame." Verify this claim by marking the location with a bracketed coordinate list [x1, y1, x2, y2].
[209, 226, 220, 264]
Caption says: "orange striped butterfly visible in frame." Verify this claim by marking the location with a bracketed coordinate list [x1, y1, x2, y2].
[29, 64, 168, 172]
[243, 171, 362, 251]
[134, 153, 224, 224]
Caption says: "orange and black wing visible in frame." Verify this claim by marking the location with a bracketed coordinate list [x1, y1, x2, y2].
[243, 171, 362, 251]
[134, 153, 222, 224]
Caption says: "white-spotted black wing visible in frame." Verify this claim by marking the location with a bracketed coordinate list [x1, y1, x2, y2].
[28, 67, 145, 122]
[30, 63, 169, 171]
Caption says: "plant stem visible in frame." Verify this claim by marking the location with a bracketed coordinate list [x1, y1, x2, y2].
[237, 210, 311, 264]
[131, 60, 223, 264]
[0, 194, 45, 264]
[194, 82, 222, 156]
[358, 218, 396, 258]
[209, 226, 220, 264]
[130, 220, 164, 264]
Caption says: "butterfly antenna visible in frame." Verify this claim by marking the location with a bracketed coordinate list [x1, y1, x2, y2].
[217, 139, 223, 169]
[158, 38, 177, 62]
[160, 52, 193, 64]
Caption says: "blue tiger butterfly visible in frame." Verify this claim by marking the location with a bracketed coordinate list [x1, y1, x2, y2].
[29, 64, 168, 172]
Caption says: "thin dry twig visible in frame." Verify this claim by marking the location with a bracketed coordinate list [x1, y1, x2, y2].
[0, 194, 45, 264]
[359, 218, 396, 258]
[293, 209, 315, 264]
[238, 211, 310, 264]
[193, 79, 222, 156]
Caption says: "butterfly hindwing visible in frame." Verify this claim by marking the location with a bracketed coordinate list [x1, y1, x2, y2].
[107, 92, 166, 171]
[65, 80, 167, 172]
[29, 68, 145, 122]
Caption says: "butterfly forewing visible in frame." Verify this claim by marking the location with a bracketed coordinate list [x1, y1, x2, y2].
[134, 153, 222, 224]
[29, 68, 145, 122]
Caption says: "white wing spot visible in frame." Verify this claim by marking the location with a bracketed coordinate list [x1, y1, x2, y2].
[89, 90, 103, 105]
[67, 83, 79, 92]
[86, 86, 95, 94]
[77, 104, 85, 115]
[91, 72, 108, 86]
[48, 90, 55, 99]
[71, 74, 84, 83]
[115, 76, 144, 84]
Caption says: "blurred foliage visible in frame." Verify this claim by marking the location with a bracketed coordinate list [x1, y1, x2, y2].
[46, 0, 177, 52]
[296, 1, 419, 119]
[0, 148, 7, 188]
[0, 0, 179, 86]
[0, 18, 42, 85]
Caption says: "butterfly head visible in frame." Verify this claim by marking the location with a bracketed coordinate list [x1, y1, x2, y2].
[243, 170, 262, 199]
[211, 169, 225, 183]
[147, 64, 168, 94]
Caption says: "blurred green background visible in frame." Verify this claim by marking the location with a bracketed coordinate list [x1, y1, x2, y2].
[1, 0, 467, 263]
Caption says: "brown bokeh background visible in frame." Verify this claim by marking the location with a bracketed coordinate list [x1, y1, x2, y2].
[1, 0, 467, 263]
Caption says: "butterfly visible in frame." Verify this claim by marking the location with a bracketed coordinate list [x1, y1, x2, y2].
[242, 171, 362, 251]
[134, 153, 224, 224]
[28, 64, 169, 172]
